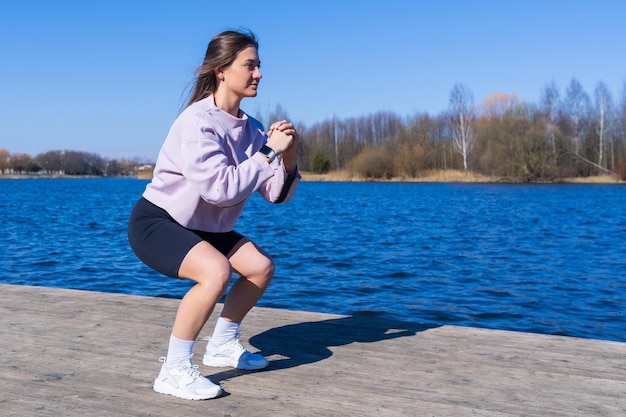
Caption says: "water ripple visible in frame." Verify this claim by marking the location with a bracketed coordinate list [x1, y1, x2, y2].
[1, 179, 625, 342]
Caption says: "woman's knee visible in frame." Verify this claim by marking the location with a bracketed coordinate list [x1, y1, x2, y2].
[249, 255, 275, 287]
[179, 243, 233, 290]
[230, 241, 275, 282]
[207, 257, 233, 291]
[260, 256, 275, 279]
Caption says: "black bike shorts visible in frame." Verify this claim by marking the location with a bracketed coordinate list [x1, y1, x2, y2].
[127, 197, 244, 278]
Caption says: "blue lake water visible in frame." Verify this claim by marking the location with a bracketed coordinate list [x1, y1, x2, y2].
[1, 178, 625, 342]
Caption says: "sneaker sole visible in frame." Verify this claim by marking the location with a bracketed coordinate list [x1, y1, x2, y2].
[153, 379, 222, 400]
[202, 355, 269, 370]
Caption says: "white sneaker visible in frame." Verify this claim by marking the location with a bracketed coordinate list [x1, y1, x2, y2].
[202, 332, 269, 370]
[153, 357, 222, 400]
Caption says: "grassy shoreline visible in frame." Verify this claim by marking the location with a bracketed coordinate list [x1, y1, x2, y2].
[299, 170, 625, 184]
[1, 170, 624, 184]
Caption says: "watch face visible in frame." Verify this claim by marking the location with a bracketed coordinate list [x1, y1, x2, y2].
[260, 145, 275, 161]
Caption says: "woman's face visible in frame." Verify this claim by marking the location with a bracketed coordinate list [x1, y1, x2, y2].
[219, 46, 262, 99]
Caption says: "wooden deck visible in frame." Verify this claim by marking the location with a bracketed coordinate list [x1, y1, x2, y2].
[1, 284, 625, 416]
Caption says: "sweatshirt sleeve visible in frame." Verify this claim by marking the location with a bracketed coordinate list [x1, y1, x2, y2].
[257, 158, 301, 204]
[179, 120, 275, 208]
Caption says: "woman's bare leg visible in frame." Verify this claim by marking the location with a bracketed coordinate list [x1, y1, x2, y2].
[220, 239, 275, 323]
[172, 241, 232, 340]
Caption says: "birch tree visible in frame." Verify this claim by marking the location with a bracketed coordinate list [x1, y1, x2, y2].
[449, 83, 475, 172]
[620, 82, 626, 168]
[594, 82, 613, 171]
[540, 81, 560, 162]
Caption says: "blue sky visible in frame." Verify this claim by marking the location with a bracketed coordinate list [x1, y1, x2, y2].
[1, 0, 625, 160]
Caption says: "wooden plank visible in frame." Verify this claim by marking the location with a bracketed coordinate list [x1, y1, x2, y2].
[0, 284, 625, 416]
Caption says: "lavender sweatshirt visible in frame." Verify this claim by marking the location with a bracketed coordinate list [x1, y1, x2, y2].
[142, 96, 300, 232]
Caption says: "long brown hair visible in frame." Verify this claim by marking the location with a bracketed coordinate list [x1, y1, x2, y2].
[187, 29, 259, 106]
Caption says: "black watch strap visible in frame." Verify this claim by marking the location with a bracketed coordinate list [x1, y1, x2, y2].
[259, 145, 276, 163]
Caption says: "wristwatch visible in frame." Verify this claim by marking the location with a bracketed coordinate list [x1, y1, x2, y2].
[258, 144, 276, 163]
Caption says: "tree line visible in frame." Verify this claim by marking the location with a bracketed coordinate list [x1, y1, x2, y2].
[0, 149, 141, 177]
[263, 77, 626, 182]
[3, 77, 626, 181]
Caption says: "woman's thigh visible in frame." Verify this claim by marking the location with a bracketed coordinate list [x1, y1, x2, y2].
[128, 198, 203, 278]
[229, 240, 274, 279]
[128, 197, 250, 282]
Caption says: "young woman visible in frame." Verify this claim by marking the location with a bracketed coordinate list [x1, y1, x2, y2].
[127, 29, 300, 400]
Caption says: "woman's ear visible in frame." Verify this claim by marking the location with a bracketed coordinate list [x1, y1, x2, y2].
[216, 69, 225, 82]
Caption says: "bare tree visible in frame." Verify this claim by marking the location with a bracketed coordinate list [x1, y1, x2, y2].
[449, 83, 475, 172]
[36, 150, 64, 174]
[0, 149, 9, 174]
[594, 82, 614, 172]
[564, 78, 591, 159]
[254, 103, 289, 127]
[540, 81, 560, 162]
[9, 153, 40, 174]
[620, 82, 626, 168]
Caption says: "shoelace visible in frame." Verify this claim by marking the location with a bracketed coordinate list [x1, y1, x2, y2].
[159, 356, 202, 381]
[178, 364, 202, 380]
[229, 331, 246, 351]
[204, 331, 246, 351]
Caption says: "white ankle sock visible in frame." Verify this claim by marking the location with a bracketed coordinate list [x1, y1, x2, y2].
[166, 333, 195, 368]
[210, 317, 240, 347]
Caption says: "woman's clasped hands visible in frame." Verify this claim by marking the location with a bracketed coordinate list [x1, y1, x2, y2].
[266, 120, 298, 157]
